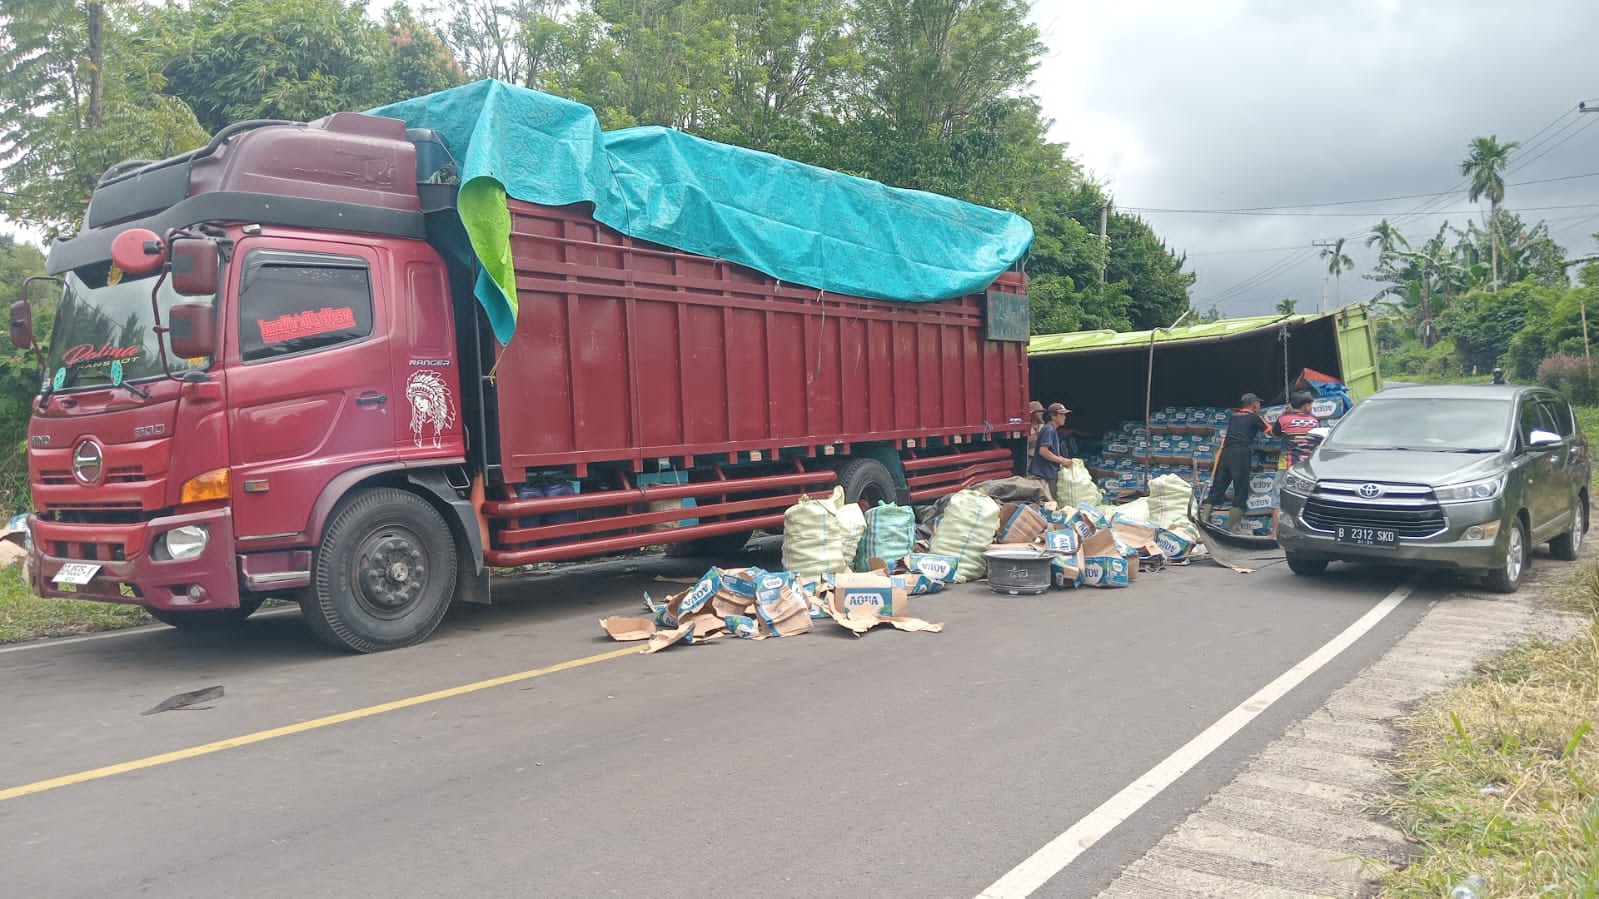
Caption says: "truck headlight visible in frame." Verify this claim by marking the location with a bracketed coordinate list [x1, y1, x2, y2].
[1283, 467, 1316, 495]
[159, 524, 209, 561]
[1433, 476, 1504, 503]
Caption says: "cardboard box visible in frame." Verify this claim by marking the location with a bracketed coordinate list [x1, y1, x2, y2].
[995, 502, 1048, 545]
[753, 571, 812, 637]
[825, 572, 907, 618]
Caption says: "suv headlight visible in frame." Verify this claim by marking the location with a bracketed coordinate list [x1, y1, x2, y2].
[1433, 476, 1505, 503]
[158, 524, 210, 560]
[1283, 467, 1316, 495]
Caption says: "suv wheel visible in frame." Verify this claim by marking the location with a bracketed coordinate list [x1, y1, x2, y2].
[1285, 552, 1328, 577]
[1485, 517, 1528, 594]
[1550, 496, 1588, 561]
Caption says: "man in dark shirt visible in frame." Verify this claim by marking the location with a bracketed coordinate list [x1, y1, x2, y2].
[1030, 402, 1072, 501]
[1202, 392, 1268, 534]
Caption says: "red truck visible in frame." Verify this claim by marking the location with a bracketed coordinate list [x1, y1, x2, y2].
[15, 102, 1029, 652]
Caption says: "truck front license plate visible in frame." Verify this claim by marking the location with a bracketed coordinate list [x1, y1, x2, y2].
[1335, 526, 1397, 547]
[53, 562, 102, 585]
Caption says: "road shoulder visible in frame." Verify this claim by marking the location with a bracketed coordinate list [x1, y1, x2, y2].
[1096, 552, 1587, 898]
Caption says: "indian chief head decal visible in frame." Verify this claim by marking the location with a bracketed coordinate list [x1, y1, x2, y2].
[404, 370, 456, 449]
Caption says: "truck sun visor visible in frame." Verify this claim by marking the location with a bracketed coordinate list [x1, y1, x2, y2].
[369, 80, 1035, 345]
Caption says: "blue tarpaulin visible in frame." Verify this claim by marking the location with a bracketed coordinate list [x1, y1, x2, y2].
[369, 80, 1034, 344]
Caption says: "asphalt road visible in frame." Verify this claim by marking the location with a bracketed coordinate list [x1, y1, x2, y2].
[0, 543, 1437, 899]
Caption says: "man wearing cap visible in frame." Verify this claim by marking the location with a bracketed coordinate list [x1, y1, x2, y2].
[1201, 392, 1268, 534]
[1030, 402, 1074, 501]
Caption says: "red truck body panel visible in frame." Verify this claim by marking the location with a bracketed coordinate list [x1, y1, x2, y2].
[494, 199, 1028, 479]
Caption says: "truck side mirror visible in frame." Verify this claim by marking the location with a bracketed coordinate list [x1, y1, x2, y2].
[168, 303, 216, 360]
[8, 300, 32, 350]
[169, 239, 219, 297]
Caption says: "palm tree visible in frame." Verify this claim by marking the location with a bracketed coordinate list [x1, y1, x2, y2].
[1275, 298, 1297, 315]
[1364, 219, 1409, 268]
[1319, 237, 1354, 309]
[1460, 135, 1520, 291]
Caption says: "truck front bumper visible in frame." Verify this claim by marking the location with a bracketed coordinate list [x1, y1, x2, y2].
[28, 507, 243, 611]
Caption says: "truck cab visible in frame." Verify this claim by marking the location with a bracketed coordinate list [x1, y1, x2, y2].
[22, 113, 477, 646]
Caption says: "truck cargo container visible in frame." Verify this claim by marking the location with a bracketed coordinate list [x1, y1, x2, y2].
[16, 82, 1032, 652]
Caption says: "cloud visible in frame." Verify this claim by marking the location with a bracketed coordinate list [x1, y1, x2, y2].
[1030, 0, 1599, 315]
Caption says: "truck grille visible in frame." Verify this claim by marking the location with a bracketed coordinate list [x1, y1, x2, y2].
[1300, 481, 1447, 539]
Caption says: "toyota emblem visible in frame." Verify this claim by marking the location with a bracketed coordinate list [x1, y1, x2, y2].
[1357, 483, 1383, 499]
[72, 439, 104, 485]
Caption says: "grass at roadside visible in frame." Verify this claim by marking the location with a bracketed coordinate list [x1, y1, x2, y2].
[1379, 568, 1599, 897]
[0, 567, 149, 643]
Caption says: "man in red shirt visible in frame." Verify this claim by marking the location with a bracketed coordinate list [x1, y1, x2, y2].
[1270, 391, 1322, 536]
[1274, 391, 1322, 467]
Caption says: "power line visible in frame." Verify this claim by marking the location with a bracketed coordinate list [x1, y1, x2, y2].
[1121, 170, 1599, 215]
[1508, 115, 1599, 176]
[1126, 202, 1599, 218]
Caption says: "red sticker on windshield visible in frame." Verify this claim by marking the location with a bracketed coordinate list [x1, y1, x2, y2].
[258, 306, 358, 344]
[62, 342, 141, 366]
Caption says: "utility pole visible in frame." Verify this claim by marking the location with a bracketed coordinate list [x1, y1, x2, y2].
[1311, 240, 1336, 314]
[1098, 201, 1110, 292]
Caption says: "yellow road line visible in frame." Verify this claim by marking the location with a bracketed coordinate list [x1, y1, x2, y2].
[0, 645, 641, 803]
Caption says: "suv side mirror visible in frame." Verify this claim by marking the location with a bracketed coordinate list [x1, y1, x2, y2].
[168, 303, 216, 360]
[1528, 429, 1563, 450]
[8, 300, 32, 350]
[1308, 426, 1331, 441]
[169, 239, 219, 297]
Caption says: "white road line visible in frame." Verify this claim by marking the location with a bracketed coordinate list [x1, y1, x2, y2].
[0, 608, 299, 655]
[976, 578, 1420, 899]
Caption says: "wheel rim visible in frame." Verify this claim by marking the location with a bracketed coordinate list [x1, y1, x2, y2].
[1506, 525, 1524, 584]
[353, 526, 431, 619]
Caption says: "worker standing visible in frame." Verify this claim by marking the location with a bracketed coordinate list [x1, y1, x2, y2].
[1030, 402, 1073, 503]
[1024, 400, 1046, 465]
[1271, 392, 1322, 536]
[1201, 392, 1268, 534]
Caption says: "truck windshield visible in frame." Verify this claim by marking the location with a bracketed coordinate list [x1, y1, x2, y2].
[1326, 397, 1513, 452]
[46, 261, 213, 391]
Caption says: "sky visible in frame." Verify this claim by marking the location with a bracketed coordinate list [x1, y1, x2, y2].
[1027, 0, 1599, 318]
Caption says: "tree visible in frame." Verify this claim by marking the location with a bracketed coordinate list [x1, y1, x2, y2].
[158, 0, 460, 133]
[1275, 298, 1297, 315]
[1365, 218, 1408, 268]
[1460, 134, 1519, 292]
[0, 0, 209, 235]
[1319, 237, 1354, 308]
[850, 0, 1042, 140]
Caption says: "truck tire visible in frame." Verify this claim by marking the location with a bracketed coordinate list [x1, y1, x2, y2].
[1550, 495, 1588, 561]
[837, 458, 897, 508]
[148, 596, 264, 630]
[302, 488, 458, 653]
[1484, 517, 1528, 594]
[663, 531, 753, 558]
[1284, 552, 1328, 577]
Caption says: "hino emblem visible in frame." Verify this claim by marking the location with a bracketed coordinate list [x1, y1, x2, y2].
[72, 439, 104, 485]
[1357, 483, 1383, 499]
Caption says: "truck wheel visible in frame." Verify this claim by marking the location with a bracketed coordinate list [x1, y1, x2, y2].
[303, 488, 458, 653]
[1284, 552, 1328, 577]
[1550, 495, 1588, 561]
[837, 458, 897, 508]
[1484, 517, 1528, 594]
[663, 531, 753, 558]
[148, 596, 264, 630]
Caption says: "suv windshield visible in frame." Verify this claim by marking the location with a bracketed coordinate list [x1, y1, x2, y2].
[1325, 396, 1513, 452]
[46, 261, 213, 391]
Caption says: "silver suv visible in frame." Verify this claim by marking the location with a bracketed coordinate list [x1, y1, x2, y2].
[1277, 384, 1590, 592]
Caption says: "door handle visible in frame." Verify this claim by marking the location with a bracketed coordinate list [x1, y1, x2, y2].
[356, 393, 388, 407]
